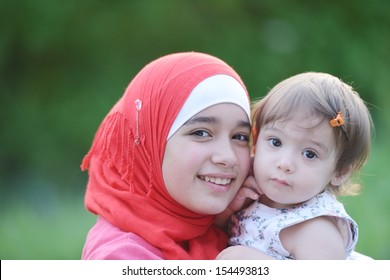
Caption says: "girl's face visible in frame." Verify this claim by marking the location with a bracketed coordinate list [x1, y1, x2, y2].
[254, 113, 344, 208]
[162, 103, 251, 214]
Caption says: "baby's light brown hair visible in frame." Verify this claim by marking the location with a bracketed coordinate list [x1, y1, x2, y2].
[252, 72, 373, 196]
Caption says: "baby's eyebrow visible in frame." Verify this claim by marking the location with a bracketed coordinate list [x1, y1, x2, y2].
[307, 140, 330, 154]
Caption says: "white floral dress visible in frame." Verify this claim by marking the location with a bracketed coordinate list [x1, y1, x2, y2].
[228, 190, 358, 259]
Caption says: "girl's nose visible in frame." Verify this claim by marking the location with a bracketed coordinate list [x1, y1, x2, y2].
[211, 141, 238, 167]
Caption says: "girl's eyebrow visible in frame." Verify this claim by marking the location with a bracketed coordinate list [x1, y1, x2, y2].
[185, 116, 251, 129]
[185, 116, 217, 125]
[238, 120, 252, 129]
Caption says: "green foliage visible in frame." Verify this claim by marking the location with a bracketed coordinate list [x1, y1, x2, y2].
[0, 194, 96, 259]
[1, 0, 389, 259]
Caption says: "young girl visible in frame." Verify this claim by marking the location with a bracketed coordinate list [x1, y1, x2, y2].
[80, 52, 252, 259]
[218, 72, 373, 260]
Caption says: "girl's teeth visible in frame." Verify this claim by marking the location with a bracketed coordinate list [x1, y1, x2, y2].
[203, 176, 231, 185]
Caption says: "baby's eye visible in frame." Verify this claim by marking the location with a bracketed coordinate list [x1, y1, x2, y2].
[191, 129, 211, 137]
[303, 150, 317, 159]
[269, 137, 282, 147]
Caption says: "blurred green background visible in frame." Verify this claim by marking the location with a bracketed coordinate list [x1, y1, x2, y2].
[1, 0, 389, 259]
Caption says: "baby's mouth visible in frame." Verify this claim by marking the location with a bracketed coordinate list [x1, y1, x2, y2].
[198, 175, 232, 185]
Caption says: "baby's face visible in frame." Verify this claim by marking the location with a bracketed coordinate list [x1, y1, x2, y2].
[253, 113, 341, 208]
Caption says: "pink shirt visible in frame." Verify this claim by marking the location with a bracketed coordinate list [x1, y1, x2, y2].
[82, 217, 164, 260]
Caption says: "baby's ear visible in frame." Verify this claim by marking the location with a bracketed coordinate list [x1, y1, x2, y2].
[330, 165, 353, 186]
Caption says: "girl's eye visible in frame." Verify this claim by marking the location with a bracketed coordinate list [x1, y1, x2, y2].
[269, 137, 282, 147]
[191, 129, 211, 137]
[303, 150, 317, 159]
[233, 133, 249, 142]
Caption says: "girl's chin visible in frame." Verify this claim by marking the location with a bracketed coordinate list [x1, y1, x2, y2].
[191, 204, 228, 215]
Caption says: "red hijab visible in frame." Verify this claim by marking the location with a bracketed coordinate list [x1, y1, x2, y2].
[81, 52, 249, 259]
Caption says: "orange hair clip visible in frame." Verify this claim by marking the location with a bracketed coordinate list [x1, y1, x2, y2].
[330, 112, 344, 127]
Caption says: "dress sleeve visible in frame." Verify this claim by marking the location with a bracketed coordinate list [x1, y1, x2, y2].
[82, 216, 164, 260]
